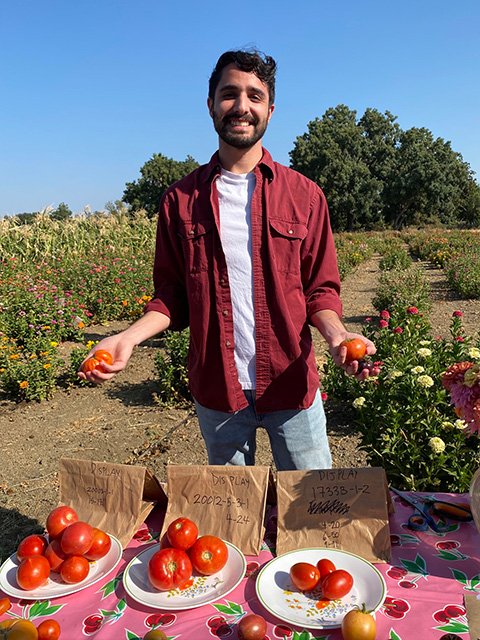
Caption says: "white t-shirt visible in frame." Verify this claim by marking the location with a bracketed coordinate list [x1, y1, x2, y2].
[217, 169, 256, 389]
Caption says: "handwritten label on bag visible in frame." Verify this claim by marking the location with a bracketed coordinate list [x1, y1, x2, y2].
[276, 467, 392, 562]
[59, 458, 166, 549]
[161, 465, 271, 555]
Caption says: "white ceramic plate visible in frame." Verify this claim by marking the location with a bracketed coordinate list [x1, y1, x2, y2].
[123, 541, 246, 610]
[0, 535, 122, 600]
[256, 547, 386, 629]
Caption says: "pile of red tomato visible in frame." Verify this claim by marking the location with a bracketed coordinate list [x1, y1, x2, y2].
[147, 516, 228, 591]
[290, 557, 354, 598]
[15, 506, 111, 592]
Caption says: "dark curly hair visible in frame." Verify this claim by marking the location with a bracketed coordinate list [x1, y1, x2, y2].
[208, 49, 277, 105]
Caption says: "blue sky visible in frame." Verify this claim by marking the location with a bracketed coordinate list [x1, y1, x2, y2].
[1, 0, 479, 216]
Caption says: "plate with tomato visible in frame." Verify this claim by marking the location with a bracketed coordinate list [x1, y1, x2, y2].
[0, 534, 122, 600]
[255, 547, 386, 629]
[123, 540, 246, 610]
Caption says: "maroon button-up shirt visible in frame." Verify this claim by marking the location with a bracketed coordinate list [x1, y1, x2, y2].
[144, 149, 342, 413]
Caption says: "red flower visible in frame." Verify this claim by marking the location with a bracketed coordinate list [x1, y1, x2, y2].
[407, 306, 418, 314]
[393, 327, 403, 333]
[453, 310, 463, 317]
[379, 320, 389, 328]
[380, 310, 390, 320]
[321, 392, 328, 402]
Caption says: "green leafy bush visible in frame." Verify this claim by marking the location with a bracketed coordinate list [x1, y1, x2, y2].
[153, 329, 190, 406]
[372, 266, 431, 317]
[322, 310, 480, 492]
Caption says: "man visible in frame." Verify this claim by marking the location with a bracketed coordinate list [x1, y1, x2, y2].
[79, 49, 378, 471]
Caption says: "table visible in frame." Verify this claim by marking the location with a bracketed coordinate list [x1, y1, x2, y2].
[1, 491, 477, 639]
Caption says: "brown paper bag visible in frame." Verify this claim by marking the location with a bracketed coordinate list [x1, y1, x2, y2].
[161, 465, 270, 556]
[276, 467, 392, 563]
[59, 458, 167, 548]
[465, 592, 480, 639]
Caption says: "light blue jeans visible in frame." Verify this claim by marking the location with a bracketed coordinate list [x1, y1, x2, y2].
[194, 389, 332, 471]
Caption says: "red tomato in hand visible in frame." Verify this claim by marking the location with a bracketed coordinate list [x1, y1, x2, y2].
[290, 562, 321, 591]
[60, 555, 90, 584]
[189, 535, 228, 575]
[237, 613, 267, 640]
[81, 350, 113, 373]
[339, 338, 366, 362]
[60, 521, 94, 555]
[341, 604, 376, 640]
[148, 547, 193, 590]
[37, 618, 61, 640]
[84, 528, 112, 561]
[16, 534, 48, 562]
[46, 505, 79, 540]
[321, 569, 354, 599]
[167, 517, 198, 551]
[45, 539, 69, 572]
[317, 558, 336, 580]
[16, 555, 50, 590]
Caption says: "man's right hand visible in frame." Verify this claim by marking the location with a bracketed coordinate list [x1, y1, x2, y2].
[77, 333, 135, 384]
[77, 310, 172, 385]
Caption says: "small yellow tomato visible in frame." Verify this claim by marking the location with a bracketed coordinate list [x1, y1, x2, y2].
[341, 604, 376, 640]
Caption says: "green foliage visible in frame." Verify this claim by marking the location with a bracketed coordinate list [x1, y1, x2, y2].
[0, 336, 63, 401]
[290, 106, 479, 231]
[379, 247, 412, 271]
[123, 153, 199, 217]
[50, 202, 73, 222]
[153, 330, 191, 406]
[372, 266, 432, 316]
[322, 311, 480, 492]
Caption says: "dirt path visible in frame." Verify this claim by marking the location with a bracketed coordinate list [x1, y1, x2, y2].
[1, 256, 479, 560]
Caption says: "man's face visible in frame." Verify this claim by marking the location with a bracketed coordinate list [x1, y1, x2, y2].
[207, 63, 274, 149]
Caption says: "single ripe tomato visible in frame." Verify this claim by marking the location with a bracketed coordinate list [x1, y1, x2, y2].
[321, 569, 354, 599]
[81, 357, 98, 373]
[189, 535, 228, 575]
[84, 528, 112, 561]
[46, 505, 79, 540]
[148, 547, 193, 591]
[167, 517, 198, 551]
[1, 619, 38, 639]
[16, 534, 48, 562]
[341, 604, 376, 640]
[237, 613, 267, 640]
[44, 539, 70, 572]
[16, 555, 51, 590]
[0, 597, 10, 615]
[92, 349, 113, 372]
[143, 631, 168, 640]
[339, 338, 366, 362]
[60, 555, 90, 584]
[60, 521, 94, 555]
[289, 562, 321, 591]
[317, 557, 336, 580]
[37, 618, 61, 640]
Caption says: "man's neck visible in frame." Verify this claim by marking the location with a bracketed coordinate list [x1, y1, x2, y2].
[217, 140, 263, 174]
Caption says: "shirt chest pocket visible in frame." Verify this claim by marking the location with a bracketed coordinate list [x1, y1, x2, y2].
[268, 218, 308, 274]
[178, 219, 214, 273]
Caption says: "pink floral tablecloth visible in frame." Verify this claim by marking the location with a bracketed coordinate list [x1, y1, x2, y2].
[1, 491, 477, 639]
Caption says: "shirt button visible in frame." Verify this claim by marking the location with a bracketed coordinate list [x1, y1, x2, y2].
[226, 341, 231, 347]
[188, 230, 195, 236]
[288, 229, 294, 234]
[223, 310, 228, 316]
[220, 278, 225, 284]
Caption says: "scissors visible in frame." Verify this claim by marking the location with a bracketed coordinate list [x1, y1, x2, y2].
[390, 487, 472, 533]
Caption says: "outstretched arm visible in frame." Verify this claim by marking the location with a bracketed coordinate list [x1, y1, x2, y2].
[78, 310, 171, 384]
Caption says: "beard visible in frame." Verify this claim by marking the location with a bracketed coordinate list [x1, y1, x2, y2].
[212, 111, 269, 149]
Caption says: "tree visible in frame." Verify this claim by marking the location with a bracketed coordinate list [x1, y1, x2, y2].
[383, 128, 477, 229]
[290, 106, 479, 230]
[289, 105, 393, 231]
[50, 202, 73, 222]
[123, 154, 199, 217]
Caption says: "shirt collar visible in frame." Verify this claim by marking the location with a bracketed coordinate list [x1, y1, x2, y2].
[204, 148, 275, 183]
